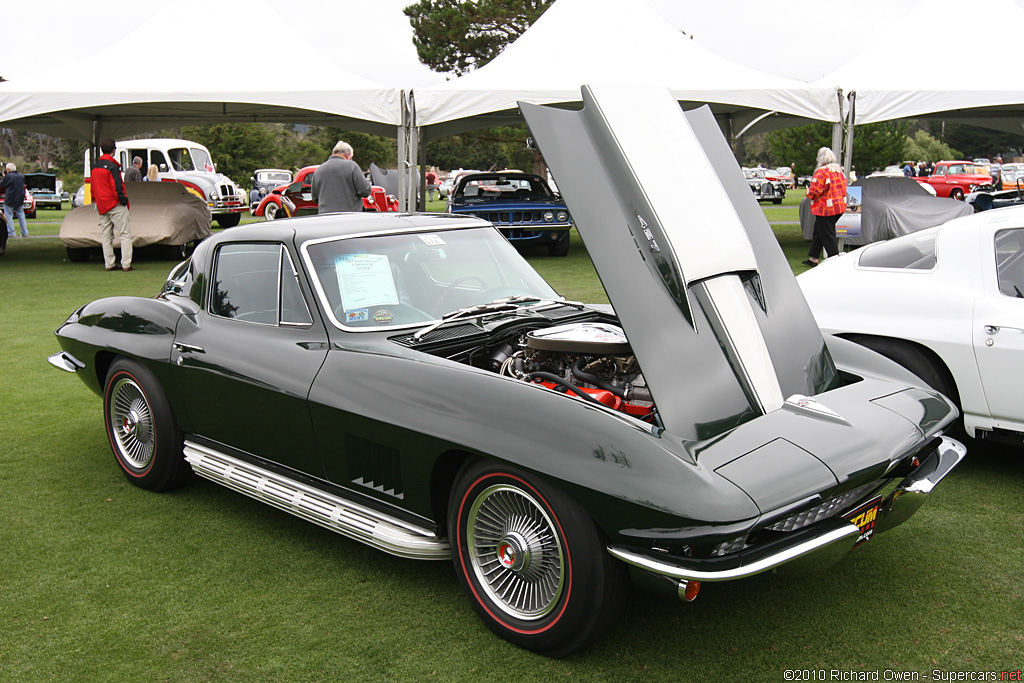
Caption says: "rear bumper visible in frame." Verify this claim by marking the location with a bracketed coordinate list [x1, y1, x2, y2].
[608, 436, 966, 582]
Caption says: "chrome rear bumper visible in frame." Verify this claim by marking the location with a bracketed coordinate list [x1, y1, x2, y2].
[608, 436, 966, 583]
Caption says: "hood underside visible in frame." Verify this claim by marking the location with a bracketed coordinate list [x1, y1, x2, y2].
[520, 85, 838, 440]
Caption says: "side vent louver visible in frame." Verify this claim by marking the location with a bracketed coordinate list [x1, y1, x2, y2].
[349, 436, 404, 500]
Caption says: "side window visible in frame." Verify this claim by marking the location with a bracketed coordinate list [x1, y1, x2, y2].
[211, 243, 313, 325]
[281, 249, 314, 325]
[151, 150, 168, 173]
[995, 229, 1024, 298]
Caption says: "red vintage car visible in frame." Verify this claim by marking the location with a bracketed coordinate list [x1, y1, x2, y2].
[0, 188, 37, 220]
[253, 165, 398, 220]
[915, 161, 994, 200]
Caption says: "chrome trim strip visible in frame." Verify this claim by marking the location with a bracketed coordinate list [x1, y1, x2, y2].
[607, 522, 861, 582]
[183, 440, 450, 560]
[48, 351, 84, 373]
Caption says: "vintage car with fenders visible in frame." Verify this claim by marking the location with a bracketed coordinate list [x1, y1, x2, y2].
[742, 167, 786, 204]
[88, 139, 247, 228]
[48, 85, 965, 657]
[914, 160, 994, 200]
[446, 171, 573, 256]
[249, 168, 292, 209]
[799, 205, 1024, 447]
[253, 165, 399, 220]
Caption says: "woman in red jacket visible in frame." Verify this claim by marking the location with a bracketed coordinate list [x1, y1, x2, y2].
[803, 147, 847, 267]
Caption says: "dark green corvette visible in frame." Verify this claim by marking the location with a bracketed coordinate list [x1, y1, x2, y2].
[49, 85, 965, 657]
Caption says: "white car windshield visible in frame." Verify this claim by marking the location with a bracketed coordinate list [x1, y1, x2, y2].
[304, 227, 561, 330]
[168, 147, 213, 172]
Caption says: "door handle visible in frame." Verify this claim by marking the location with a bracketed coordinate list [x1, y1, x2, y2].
[983, 325, 1024, 335]
[173, 342, 205, 354]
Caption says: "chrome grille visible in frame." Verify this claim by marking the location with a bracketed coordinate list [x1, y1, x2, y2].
[480, 210, 546, 225]
[711, 482, 881, 557]
[766, 482, 879, 533]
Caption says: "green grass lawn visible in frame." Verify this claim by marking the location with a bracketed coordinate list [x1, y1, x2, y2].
[1, 202, 1021, 681]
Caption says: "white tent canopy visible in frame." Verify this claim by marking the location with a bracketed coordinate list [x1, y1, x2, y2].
[413, 0, 838, 140]
[0, 0, 402, 141]
[813, 0, 1024, 134]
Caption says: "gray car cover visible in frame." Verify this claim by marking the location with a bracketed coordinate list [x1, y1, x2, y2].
[801, 176, 972, 246]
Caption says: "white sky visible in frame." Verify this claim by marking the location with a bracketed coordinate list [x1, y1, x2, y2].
[3, 0, 1023, 87]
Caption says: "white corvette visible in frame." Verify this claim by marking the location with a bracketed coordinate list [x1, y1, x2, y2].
[799, 205, 1024, 445]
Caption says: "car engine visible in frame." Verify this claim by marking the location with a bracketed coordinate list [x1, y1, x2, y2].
[486, 322, 655, 421]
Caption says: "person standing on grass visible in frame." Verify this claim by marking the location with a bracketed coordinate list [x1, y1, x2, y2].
[92, 138, 134, 272]
[803, 147, 847, 267]
[311, 140, 371, 214]
[1, 163, 29, 238]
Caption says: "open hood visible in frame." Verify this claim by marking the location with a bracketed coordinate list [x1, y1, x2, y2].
[520, 85, 837, 440]
[24, 173, 57, 193]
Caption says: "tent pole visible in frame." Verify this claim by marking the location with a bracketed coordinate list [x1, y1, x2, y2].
[843, 92, 856, 179]
[408, 124, 419, 211]
[406, 91, 419, 212]
[398, 90, 408, 212]
[417, 128, 427, 211]
[832, 88, 844, 158]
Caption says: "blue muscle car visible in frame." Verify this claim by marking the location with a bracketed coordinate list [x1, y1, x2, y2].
[446, 172, 573, 256]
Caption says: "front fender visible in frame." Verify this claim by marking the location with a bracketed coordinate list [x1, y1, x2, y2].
[254, 193, 281, 217]
[54, 296, 184, 396]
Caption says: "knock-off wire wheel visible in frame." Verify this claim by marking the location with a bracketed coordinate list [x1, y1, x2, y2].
[108, 376, 155, 470]
[465, 484, 565, 620]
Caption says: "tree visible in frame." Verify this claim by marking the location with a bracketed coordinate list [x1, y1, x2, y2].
[919, 120, 1024, 160]
[180, 123, 281, 184]
[404, 0, 553, 75]
[172, 124, 397, 183]
[308, 128, 397, 170]
[766, 120, 909, 177]
[903, 130, 960, 162]
[425, 125, 534, 172]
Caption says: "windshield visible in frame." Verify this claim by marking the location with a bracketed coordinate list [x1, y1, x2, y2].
[168, 147, 214, 173]
[259, 171, 291, 183]
[454, 175, 554, 201]
[303, 227, 560, 330]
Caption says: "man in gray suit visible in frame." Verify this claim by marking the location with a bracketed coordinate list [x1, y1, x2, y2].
[311, 141, 371, 213]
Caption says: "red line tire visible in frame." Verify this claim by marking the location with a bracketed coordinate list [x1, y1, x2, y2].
[103, 358, 190, 492]
[449, 459, 628, 657]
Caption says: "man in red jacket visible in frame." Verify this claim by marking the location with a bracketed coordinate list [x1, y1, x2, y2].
[92, 138, 134, 271]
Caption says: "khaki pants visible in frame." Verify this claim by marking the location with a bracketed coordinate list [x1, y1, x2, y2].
[99, 204, 132, 269]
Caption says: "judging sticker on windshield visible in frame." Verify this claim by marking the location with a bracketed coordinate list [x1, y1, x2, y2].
[418, 234, 446, 246]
